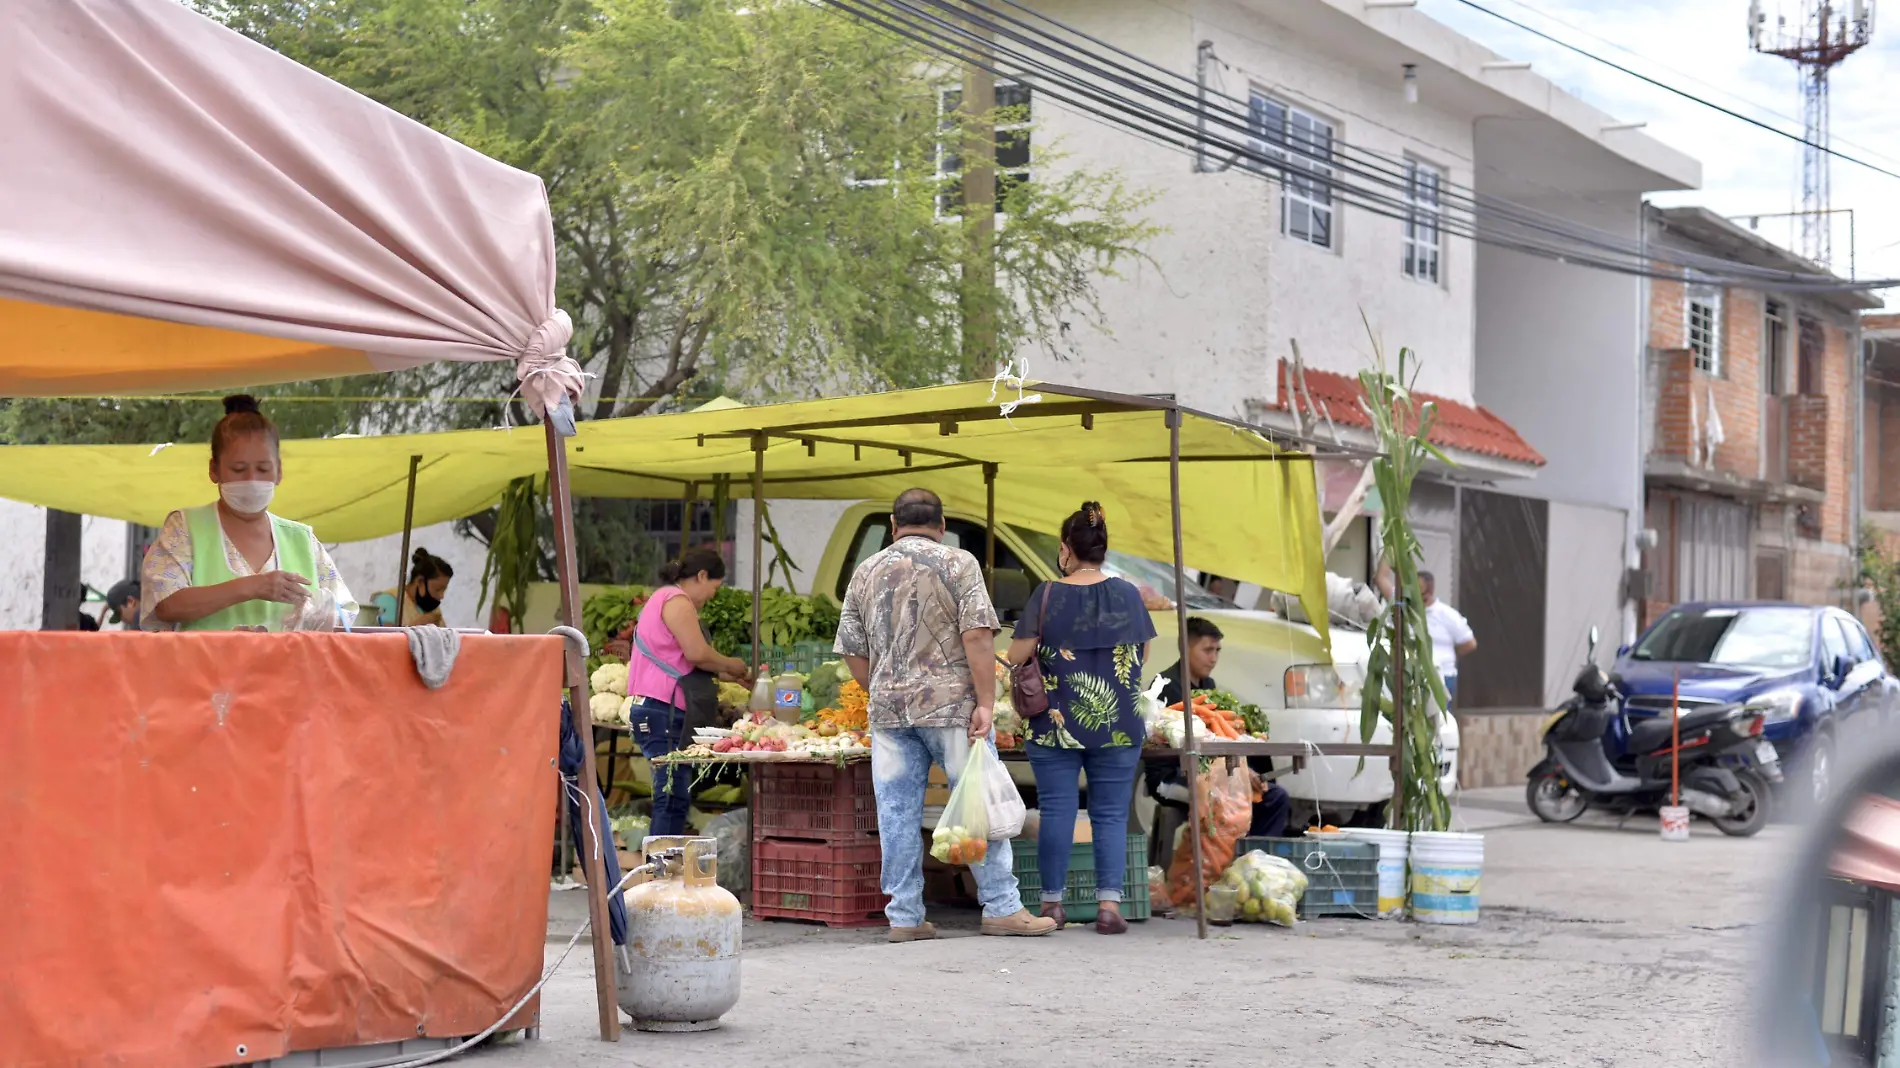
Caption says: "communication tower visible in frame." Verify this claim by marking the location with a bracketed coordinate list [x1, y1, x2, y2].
[1748, 0, 1874, 267]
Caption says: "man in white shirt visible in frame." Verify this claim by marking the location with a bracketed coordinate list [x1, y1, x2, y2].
[1420, 571, 1476, 708]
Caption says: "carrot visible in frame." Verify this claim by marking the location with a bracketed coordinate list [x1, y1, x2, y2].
[1168, 701, 1185, 711]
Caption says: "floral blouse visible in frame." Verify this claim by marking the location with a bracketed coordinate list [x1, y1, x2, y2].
[1015, 577, 1157, 750]
[140, 509, 359, 631]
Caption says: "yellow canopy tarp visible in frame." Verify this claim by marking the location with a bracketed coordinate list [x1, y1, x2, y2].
[0, 381, 1330, 641]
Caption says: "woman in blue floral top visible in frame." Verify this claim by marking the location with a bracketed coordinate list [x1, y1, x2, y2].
[1005, 501, 1156, 933]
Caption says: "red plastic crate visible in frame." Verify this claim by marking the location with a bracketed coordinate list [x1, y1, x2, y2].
[751, 837, 888, 928]
[750, 760, 878, 841]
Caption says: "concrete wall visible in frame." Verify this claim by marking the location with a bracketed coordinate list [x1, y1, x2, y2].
[1022, 0, 1480, 415]
[1472, 190, 1645, 642]
[0, 501, 131, 630]
[325, 521, 492, 630]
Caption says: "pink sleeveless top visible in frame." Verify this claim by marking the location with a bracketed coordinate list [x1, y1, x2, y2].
[628, 586, 694, 708]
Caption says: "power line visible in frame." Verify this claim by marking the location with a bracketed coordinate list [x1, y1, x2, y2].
[831, 0, 1896, 290]
[1444, 0, 1900, 184]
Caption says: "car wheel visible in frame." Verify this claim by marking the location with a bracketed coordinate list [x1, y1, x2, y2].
[1807, 730, 1836, 808]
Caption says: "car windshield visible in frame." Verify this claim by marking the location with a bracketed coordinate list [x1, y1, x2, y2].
[1630, 607, 1813, 670]
[1008, 527, 1235, 610]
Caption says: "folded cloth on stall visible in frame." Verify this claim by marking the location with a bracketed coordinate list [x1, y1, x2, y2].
[405, 624, 462, 689]
[561, 699, 628, 947]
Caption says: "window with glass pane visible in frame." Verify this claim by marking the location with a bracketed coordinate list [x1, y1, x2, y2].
[1687, 285, 1722, 375]
[936, 83, 1031, 218]
[1247, 91, 1334, 249]
[1403, 159, 1443, 283]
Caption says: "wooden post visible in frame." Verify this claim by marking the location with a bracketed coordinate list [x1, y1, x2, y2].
[40, 508, 81, 630]
[542, 419, 621, 1042]
[750, 433, 766, 666]
[983, 462, 997, 584]
[394, 454, 420, 624]
[1167, 408, 1206, 940]
[1390, 600, 1406, 832]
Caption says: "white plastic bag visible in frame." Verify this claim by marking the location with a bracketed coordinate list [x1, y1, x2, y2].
[281, 587, 339, 632]
[1218, 850, 1309, 927]
[931, 744, 994, 866]
[979, 742, 1026, 839]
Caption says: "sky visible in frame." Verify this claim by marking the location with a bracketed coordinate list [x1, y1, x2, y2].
[1414, 0, 1900, 290]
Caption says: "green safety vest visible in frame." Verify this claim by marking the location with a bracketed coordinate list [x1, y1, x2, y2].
[180, 503, 321, 632]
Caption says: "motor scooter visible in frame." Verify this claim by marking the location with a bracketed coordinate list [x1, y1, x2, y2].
[1527, 628, 1782, 837]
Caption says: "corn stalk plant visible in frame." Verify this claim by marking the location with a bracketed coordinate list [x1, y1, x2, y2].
[1355, 333, 1454, 834]
[477, 476, 550, 633]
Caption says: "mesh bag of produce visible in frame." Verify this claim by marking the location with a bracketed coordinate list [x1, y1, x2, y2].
[1165, 763, 1255, 910]
[930, 743, 994, 866]
[1218, 850, 1308, 927]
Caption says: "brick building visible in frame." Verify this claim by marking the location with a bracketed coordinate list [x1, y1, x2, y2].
[1639, 206, 1881, 625]
[1867, 314, 1900, 556]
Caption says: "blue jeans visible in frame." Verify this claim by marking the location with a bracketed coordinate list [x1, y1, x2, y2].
[1023, 742, 1143, 904]
[871, 726, 1022, 927]
[631, 698, 692, 838]
[1443, 674, 1458, 709]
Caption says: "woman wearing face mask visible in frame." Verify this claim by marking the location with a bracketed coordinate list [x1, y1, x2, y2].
[370, 549, 454, 627]
[141, 395, 359, 632]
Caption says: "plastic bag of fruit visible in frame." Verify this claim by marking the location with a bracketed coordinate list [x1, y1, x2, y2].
[931, 742, 998, 865]
[1216, 850, 1307, 927]
[1164, 762, 1255, 910]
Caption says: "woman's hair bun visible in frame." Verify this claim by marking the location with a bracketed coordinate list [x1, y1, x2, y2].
[1082, 501, 1105, 527]
[222, 394, 262, 416]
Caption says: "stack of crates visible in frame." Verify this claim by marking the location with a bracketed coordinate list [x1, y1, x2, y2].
[750, 760, 887, 927]
[1011, 834, 1152, 922]
[1237, 835, 1379, 919]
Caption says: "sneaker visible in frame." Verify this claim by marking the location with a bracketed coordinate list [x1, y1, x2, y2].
[888, 922, 938, 943]
[980, 909, 1059, 937]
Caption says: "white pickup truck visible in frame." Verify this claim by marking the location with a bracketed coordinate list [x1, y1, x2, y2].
[810, 502, 1459, 825]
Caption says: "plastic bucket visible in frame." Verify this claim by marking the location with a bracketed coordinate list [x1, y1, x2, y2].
[1339, 828, 1410, 918]
[1659, 805, 1690, 842]
[1409, 831, 1483, 925]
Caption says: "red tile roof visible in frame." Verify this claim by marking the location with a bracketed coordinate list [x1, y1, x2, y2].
[1273, 361, 1546, 467]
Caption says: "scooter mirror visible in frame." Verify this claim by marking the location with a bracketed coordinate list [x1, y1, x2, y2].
[1587, 626, 1598, 660]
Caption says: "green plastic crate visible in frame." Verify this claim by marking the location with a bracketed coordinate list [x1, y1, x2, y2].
[1011, 833, 1150, 922]
[740, 641, 839, 675]
[1238, 836, 1379, 919]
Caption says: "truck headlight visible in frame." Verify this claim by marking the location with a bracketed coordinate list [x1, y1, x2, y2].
[1285, 663, 1365, 709]
[1744, 689, 1803, 724]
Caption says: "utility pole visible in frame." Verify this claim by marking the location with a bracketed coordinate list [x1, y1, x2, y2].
[958, 4, 997, 380]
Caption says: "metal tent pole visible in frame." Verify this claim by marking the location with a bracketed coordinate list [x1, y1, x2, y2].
[1390, 601, 1406, 832]
[750, 433, 766, 665]
[1167, 408, 1206, 940]
[394, 454, 420, 625]
[983, 462, 997, 582]
[542, 419, 621, 1042]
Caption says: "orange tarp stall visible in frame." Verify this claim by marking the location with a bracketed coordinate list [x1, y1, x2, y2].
[0, 632, 564, 1068]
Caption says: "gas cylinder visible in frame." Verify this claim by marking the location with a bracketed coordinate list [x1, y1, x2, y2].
[616, 835, 743, 1032]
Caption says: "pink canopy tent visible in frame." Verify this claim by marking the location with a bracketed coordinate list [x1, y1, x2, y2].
[0, 0, 622, 1053]
[0, 0, 579, 407]
[1832, 794, 1900, 893]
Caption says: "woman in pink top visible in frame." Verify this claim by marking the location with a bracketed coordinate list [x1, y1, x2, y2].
[628, 547, 754, 836]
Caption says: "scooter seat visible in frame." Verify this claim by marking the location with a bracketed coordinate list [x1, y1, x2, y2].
[1627, 706, 1733, 754]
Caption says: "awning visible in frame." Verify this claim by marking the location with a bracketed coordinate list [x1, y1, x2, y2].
[0, 0, 579, 410]
[0, 382, 1333, 642]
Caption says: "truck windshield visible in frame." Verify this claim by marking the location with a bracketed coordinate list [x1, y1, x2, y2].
[1630, 607, 1814, 670]
[1008, 527, 1235, 610]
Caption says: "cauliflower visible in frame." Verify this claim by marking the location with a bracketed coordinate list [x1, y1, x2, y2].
[619, 695, 636, 726]
[590, 661, 629, 698]
[589, 692, 623, 725]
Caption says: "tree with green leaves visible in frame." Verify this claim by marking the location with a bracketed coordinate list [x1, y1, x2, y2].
[183, 0, 1156, 432]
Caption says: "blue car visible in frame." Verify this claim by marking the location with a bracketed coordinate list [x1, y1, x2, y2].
[1612, 602, 1898, 806]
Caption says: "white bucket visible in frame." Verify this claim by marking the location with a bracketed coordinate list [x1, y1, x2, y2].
[1659, 805, 1690, 841]
[1339, 828, 1410, 919]
[1409, 831, 1483, 925]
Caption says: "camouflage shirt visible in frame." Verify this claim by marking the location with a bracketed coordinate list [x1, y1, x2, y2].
[834, 534, 1000, 730]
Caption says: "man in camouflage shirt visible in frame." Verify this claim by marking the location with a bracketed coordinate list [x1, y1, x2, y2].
[836, 488, 1056, 941]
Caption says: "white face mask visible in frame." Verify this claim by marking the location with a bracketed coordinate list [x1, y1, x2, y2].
[219, 480, 276, 515]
